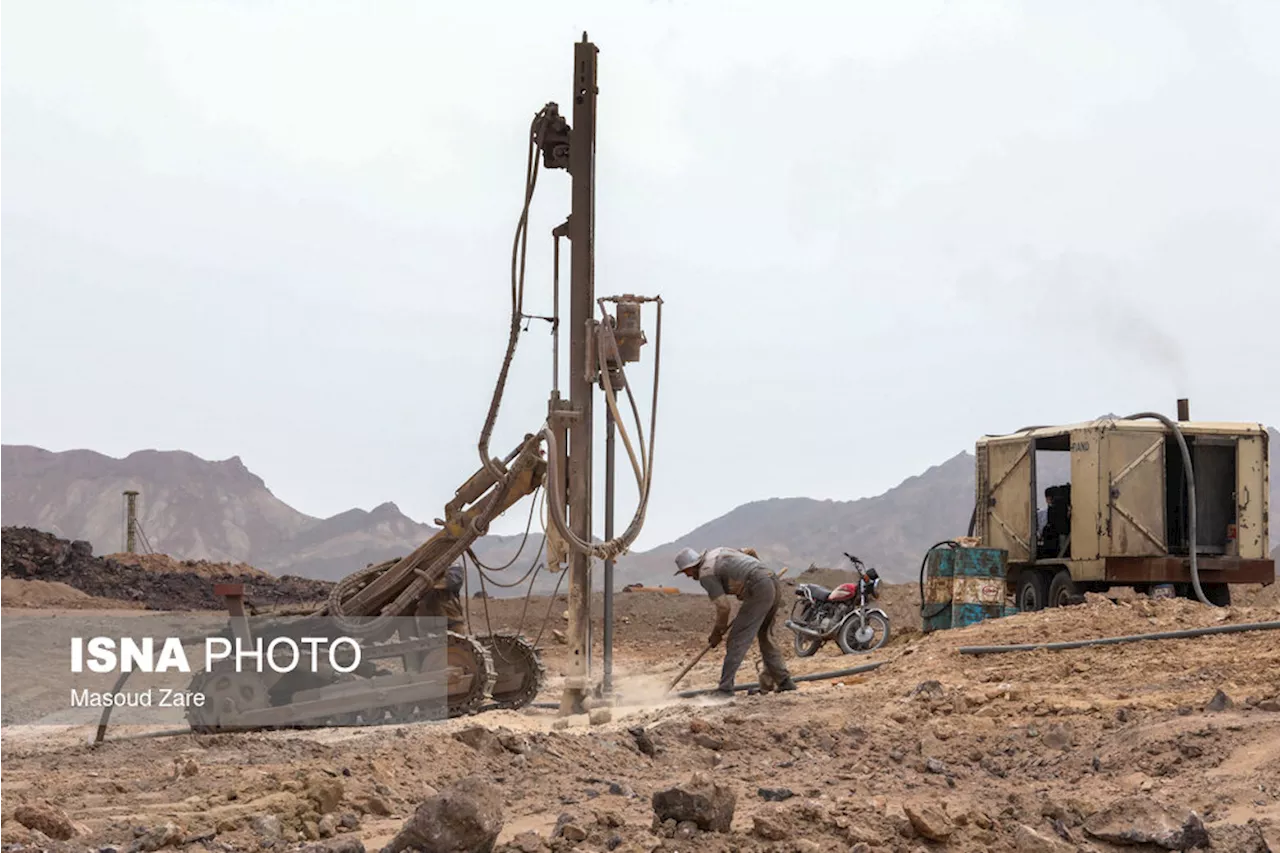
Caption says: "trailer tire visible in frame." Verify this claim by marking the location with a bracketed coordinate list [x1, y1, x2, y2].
[1047, 569, 1078, 608]
[1016, 569, 1050, 612]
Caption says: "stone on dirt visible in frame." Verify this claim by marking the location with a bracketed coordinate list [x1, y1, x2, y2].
[1206, 689, 1234, 712]
[1042, 721, 1075, 750]
[250, 814, 283, 840]
[306, 775, 345, 814]
[752, 810, 789, 841]
[129, 822, 184, 852]
[1014, 823, 1074, 853]
[1083, 797, 1209, 849]
[301, 840, 366, 853]
[904, 802, 954, 841]
[13, 802, 78, 840]
[758, 787, 795, 802]
[589, 707, 613, 725]
[454, 726, 505, 755]
[651, 772, 736, 833]
[380, 776, 503, 853]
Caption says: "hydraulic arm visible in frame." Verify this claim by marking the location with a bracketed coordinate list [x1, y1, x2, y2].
[322, 436, 547, 634]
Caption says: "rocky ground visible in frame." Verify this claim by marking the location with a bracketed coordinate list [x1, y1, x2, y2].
[3, 574, 1280, 852]
[3, 530, 1279, 851]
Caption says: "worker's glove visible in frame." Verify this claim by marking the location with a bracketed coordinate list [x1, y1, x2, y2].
[708, 627, 725, 648]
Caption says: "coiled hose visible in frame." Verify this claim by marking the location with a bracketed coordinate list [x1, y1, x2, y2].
[541, 298, 663, 562]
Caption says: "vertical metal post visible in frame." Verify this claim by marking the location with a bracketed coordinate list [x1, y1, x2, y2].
[603, 407, 615, 695]
[123, 491, 139, 554]
[560, 34, 598, 715]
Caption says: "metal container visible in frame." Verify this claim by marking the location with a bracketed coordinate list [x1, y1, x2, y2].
[921, 548, 955, 633]
[950, 547, 1010, 628]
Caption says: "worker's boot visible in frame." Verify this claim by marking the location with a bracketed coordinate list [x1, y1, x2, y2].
[775, 676, 797, 693]
[712, 687, 734, 699]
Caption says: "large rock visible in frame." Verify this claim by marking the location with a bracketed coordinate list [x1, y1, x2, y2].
[380, 776, 504, 853]
[13, 802, 78, 841]
[651, 772, 736, 833]
[1083, 797, 1208, 850]
[904, 802, 954, 841]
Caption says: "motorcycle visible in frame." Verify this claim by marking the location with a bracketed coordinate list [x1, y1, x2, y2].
[784, 553, 890, 656]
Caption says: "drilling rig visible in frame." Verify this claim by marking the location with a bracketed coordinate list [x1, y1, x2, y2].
[176, 35, 662, 733]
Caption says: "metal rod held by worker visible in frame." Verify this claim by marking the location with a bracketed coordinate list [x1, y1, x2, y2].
[666, 644, 713, 693]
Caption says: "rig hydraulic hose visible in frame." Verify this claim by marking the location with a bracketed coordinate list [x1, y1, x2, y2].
[1122, 412, 1207, 605]
[540, 298, 663, 562]
[478, 110, 545, 482]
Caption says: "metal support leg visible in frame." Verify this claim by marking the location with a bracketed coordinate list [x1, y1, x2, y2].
[603, 407, 615, 695]
[215, 583, 253, 646]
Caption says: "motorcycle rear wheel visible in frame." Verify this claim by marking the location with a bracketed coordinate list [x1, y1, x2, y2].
[793, 631, 822, 657]
[836, 612, 890, 655]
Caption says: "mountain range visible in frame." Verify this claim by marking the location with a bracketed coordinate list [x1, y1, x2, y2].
[3, 426, 1277, 594]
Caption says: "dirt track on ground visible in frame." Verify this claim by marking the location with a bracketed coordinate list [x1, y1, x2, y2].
[3, 582, 1279, 852]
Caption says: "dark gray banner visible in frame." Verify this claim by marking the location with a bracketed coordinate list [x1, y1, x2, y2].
[2, 614, 453, 729]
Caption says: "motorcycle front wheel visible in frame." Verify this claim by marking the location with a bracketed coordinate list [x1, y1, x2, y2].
[836, 612, 890, 655]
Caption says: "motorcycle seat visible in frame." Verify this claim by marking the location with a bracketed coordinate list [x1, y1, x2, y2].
[797, 583, 831, 602]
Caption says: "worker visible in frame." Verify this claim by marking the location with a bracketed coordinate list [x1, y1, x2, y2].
[415, 562, 466, 634]
[674, 546, 796, 697]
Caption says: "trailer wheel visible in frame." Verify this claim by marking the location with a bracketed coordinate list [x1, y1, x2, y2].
[1047, 569, 1078, 608]
[1016, 570, 1050, 612]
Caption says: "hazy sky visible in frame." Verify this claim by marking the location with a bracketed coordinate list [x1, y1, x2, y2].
[4, 1, 1278, 549]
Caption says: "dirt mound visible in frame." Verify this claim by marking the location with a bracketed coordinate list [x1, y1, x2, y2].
[2, 526, 331, 611]
[106, 552, 270, 578]
[1, 578, 141, 610]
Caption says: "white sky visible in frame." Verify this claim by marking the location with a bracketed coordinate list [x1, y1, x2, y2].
[3, 0, 1278, 548]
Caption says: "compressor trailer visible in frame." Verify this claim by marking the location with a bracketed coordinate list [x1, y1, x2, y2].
[974, 411, 1273, 611]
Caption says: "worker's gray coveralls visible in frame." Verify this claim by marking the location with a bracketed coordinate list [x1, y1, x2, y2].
[699, 548, 791, 692]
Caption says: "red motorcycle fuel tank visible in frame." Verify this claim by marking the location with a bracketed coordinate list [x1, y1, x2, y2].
[827, 583, 859, 601]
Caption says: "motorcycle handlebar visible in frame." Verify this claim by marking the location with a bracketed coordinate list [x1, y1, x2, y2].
[843, 552, 863, 566]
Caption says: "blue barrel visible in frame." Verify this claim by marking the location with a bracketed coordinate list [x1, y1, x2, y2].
[950, 547, 1010, 628]
[920, 548, 954, 633]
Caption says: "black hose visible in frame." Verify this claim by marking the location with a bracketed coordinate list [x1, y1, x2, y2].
[1122, 412, 1206, 605]
[957, 620, 1280, 655]
[919, 541, 961, 620]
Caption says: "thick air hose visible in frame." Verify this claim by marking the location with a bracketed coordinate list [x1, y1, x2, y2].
[1122, 413, 1207, 605]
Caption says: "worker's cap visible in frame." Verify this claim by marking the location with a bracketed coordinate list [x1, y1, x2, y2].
[673, 547, 704, 574]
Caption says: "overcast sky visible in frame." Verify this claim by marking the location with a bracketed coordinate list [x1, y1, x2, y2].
[4, 1, 1278, 548]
